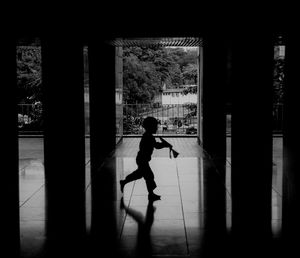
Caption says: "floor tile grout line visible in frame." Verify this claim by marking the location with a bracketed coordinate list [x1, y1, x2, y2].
[119, 180, 136, 240]
[175, 159, 190, 256]
[85, 159, 91, 166]
[85, 160, 91, 190]
[272, 185, 282, 197]
[19, 184, 45, 208]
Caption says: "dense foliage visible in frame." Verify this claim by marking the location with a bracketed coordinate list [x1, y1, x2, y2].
[123, 46, 198, 104]
[16, 40, 285, 134]
[17, 45, 43, 130]
[17, 46, 42, 104]
[273, 52, 285, 105]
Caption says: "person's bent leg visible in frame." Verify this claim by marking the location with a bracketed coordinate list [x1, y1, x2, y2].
[120, 169, 143, 193]
[143, 164, 160, 201]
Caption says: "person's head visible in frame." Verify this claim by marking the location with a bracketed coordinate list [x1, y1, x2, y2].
[142, 116, 158, 133]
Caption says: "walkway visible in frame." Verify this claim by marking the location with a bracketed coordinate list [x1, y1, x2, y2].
[18, 137, 283, 257]
[114, 138, 224, 257]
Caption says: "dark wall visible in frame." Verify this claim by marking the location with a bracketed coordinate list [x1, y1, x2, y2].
[1, 37, 20, 258]
[282, 34, 300, 253]
[231, 33, 274, 253]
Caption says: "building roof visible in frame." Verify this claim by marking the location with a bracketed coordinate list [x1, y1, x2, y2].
[163, 85, 197, 93]
[163, 88, 184, 93]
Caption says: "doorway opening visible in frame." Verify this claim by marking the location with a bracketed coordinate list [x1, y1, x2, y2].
[110, 37, 203, 143]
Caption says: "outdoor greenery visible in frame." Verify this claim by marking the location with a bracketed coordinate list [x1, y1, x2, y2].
[17, 44, 43, 131]
[17, 46, 42, 104]
[273, 35, 285, 105]
[16, 40, 285, 107]
[123, 46, 198, 104]
[273, 52, 285, 105]
[16, 37, 285, 133]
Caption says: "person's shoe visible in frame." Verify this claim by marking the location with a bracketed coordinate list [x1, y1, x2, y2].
[120, 180, 125, 193]
[148, 193, 161, 201]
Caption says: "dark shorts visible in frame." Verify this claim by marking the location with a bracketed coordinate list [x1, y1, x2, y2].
[133, 157, 157, 191]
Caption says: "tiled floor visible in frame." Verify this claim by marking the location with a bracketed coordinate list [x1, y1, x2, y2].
[19, 138, 91, 257]
[118, 157, 205, 257]
[19, 138, 45, 258]
[19, 137, 283, 257]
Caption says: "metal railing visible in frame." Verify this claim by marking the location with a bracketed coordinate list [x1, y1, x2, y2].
[18, 104, 34, 125]
[18, 103, 43, 134]
[273, 103, 284, 133]
[16, 103, 284, 135]
[123, 104, 197, 135]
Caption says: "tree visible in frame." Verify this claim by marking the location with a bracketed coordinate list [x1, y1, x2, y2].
[273, 47, 285, 105]
[123, 46, 171, 104]
[17, 44, 43, 131]
[17, 46, 42, 104]
[182, 85, 197, 95]
[182, 63, 197, 84]
[123, 46, 198, 104]
[123, 48, 162, 104]
[273, 35, 285, 105]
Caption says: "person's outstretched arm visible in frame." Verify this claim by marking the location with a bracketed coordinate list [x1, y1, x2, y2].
[154, 137, 172, 149]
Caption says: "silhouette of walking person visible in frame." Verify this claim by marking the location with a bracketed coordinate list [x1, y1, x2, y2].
[120, 116, 172, 201]
[120, 197, 155, 258]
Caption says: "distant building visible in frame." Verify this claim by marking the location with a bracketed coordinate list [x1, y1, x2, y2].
[161, 85, 197, 105]
[153, 91, 162, 105]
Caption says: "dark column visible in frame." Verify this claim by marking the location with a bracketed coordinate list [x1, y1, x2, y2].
[231, 33, 274, 254]
[88, 39, 117, 257]
[0, 38, 20, 257]
[201, 36, 228, 257]
[88, 40, 116, 169]
[282, 34, 300, 254]
[202, 35, 227, 168]
[201, 158, 229, 257]
[42, 36, 86, 256]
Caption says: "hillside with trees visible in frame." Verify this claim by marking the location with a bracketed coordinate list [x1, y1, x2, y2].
[123, 46, 198, 104]
[17, 46, 42, 104]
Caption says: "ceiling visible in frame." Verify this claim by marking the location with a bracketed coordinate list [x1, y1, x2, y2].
[109, 37, 202, 47]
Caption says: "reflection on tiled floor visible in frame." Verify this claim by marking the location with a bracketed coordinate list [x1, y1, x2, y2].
[19, 138, 91, 258]
[19, 137, 283, 257]
[19, 158, 45, 258]
[272, 137, 283, 237]
[225, 137, 283, 238]
[119, 157, 204, 256]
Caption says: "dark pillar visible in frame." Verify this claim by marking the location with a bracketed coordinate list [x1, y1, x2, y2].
[88, 39, 117, 257]
[202, 35, 227, 168]
[88, 39, 116, 169]
[201, 36, 228, 257]
[0, 38, 20, 257]
[201, 158, 229, 257]
[42, 36, 86, 256]
[231, 33, 274, 254]
[282, 34, 300, 254]
[201, 35, 227, 234]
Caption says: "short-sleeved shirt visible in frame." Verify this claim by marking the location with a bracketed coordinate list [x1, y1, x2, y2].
[137, 132, 156, 162]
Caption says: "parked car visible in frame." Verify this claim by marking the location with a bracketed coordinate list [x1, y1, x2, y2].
[186, 125, 197, 134]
